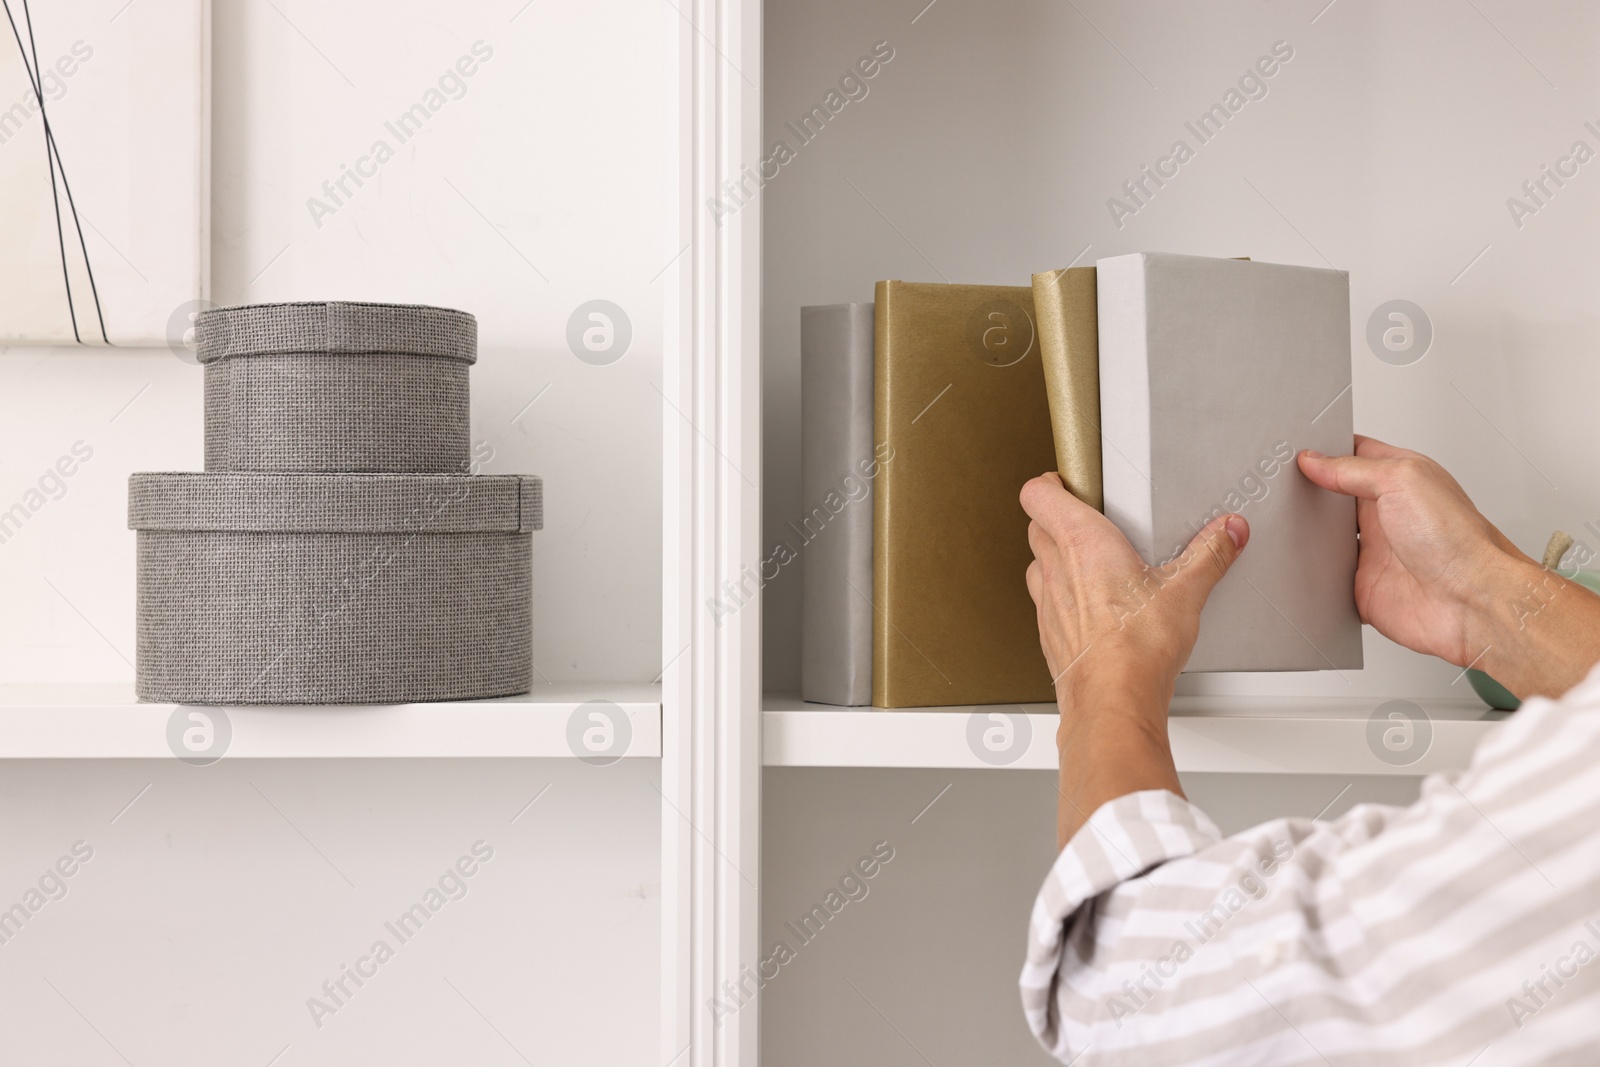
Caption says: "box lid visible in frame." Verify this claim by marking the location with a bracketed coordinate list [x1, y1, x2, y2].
[195, 302, 477, 364]
[129, 473, 541, 534]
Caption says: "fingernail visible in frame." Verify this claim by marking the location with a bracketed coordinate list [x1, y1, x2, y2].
[1225, 514, 1247, 549]
[1302, 449, 1325, 459]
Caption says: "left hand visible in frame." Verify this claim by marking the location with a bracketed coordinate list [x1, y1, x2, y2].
[1020, 472, 1249, 701]
[1021, 473, 1250, 847]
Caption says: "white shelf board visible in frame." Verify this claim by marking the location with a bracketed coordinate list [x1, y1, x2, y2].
[0, 684, 661, 759]
[763, 694, 1505, 775]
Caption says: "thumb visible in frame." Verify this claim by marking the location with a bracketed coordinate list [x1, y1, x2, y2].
[1297, 449, 1391, 501]
[1165, 513, 1249, 606]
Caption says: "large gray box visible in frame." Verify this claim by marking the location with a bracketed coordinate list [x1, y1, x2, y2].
[129, 472, 542, 705]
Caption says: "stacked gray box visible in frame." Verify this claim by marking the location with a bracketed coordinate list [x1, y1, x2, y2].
[198, 302, 476, 472]
[129, 301, 543, 705]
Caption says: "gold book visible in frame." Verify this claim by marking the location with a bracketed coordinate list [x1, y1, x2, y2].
[1031, 266, 1104, 512]
[872, 280, 1057, 708]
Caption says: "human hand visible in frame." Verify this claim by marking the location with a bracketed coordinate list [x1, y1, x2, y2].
[1298, 436, 1600, 698]
[1297, 437, 1530, 668]
[1021, 473, 1248, 846]
[1020, 472, 1249, 703]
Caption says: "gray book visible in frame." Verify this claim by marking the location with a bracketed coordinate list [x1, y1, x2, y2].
[1096, 253, 1362, 672]
[800, 303, 875, 705]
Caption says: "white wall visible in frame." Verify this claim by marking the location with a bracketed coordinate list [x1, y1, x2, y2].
[0, 1, 671, 1062]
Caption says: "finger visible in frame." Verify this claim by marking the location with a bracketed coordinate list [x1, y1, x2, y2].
[1166, 513, 1248, 603]
[1025, 559, 1043, 605]
[1354, 494, 1389, 557]
[1020, 470, 1100, 533]
[1353, 435, 1410, 460]
[1027, 519, 1053, 562]
[1297, 449, 1397, 500]
[1019, 472, 1063, 519]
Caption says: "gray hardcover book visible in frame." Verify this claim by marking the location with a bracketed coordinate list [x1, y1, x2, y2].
[800, 303, 875, 705]
[1096, 253, 1362, 672]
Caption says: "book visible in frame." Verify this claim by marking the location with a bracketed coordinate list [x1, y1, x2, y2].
[800, 303, 876, 706]
[1095, 252, 1362, 672]
[872, 280, 1057, 708]
[1031, 266, 1104, 511]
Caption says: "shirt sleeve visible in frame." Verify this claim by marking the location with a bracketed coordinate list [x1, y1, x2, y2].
[1019, 788, 1229, 1057]
[1020, 665, 1600, 1067]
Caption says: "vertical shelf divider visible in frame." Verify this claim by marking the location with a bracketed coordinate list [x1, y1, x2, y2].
[662, 0, 763, 1063]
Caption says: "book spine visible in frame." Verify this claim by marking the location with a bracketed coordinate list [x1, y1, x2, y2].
[871, 282, 893, 709]
[1032, 267, 1105, 512]
[1094, 254, 1158, 565]
[1033, 272, 1076, 481]
[1058, 268, 1105, 513]
[799, 303, 875, 706]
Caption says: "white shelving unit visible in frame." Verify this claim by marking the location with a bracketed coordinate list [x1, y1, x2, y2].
[0, 684, 661, 759]
[764, 694, 1502, 775]
[0, 683, 1496, 771]
[1, 1, 1580, 1064]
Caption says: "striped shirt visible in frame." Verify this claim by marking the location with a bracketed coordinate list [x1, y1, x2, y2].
[1020, 663, 1600, 1066]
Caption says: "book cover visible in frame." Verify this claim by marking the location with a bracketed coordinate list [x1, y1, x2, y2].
[800, 303, 875, 706]
[1095, 252, 1362, 672]
[872, 280, 1057, 708]
[1031, 266, 1104, 511]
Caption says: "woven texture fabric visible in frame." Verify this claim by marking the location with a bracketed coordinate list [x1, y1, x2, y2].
[135, 528, 531, 704]
[129, 472, 543, 534]
[195, 302, 477, 363]
[135, 300, 539, 705]
[203, 353, 470, 472]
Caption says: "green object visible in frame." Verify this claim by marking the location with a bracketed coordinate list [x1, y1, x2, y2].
[1466, 669, 1520, 711]
[1466, 568, 1600, 711]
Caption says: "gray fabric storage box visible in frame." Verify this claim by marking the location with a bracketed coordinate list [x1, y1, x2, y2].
[129, 471, 542, 705]
[198, 302, 476, 473]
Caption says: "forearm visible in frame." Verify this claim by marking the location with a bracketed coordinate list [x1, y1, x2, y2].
[1056, 666, 1184, 849]
[1470, 554, 1600, 701]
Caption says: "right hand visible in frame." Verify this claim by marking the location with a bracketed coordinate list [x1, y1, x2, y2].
[1297, 436, 1533, 669]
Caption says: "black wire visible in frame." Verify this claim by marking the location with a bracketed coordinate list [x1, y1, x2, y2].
[2, 0, 77, 342]
[22, 0, 109, 345]
[2, 0, 111, 345]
